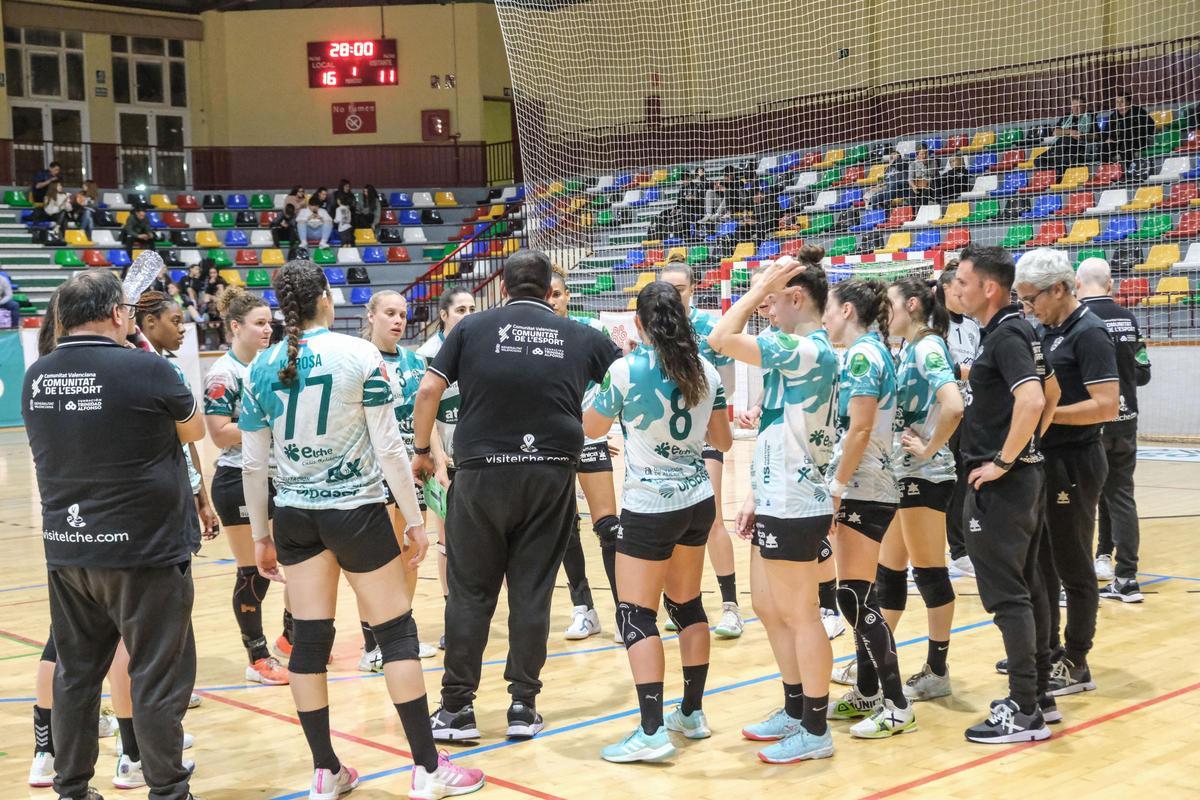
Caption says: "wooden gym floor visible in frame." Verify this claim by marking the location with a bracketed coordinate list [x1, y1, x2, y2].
[1, 427, 1198, 799]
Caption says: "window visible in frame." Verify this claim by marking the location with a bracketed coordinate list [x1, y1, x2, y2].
[29, 52, 61, 97]
[111, 36, 187, 108]
[135, 61, 164, 104]
[112, 57, 131, 104]
[5, 26, 83, 102]
[5, 47, 23, 98]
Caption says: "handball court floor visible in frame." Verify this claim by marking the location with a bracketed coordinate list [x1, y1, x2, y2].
[1, 428, 1198, 799]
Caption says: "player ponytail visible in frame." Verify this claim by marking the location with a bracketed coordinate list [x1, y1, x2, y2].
[789, 243, 829, 313]
[273, 259, 328, 387]
[832, 279, 891, 339]
[636, 281, 707, 408]
[218, 284, 267, 330]
[891, 274, 949, 340]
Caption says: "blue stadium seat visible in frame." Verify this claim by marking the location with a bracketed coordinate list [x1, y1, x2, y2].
[772, 152, 800, 173]
[829, 188, 864, 211]
[169, 269, 186, 283]
[262, 290, 278, 307]
[1093, 216, 1138, 242]
[108, 250, 132, 268]
[399, 210, 422, 225]
[969, 152, 998, 174]
[991, 171, 1030, 197]
[613, 174, 633, 189]
[408, 284, 429, 302]
[390, 192, 413, 207]
[224, 229, 249, 246]
[778, 193, 795, 211]
[350, 287, 373, 305]
[226, 194, 249, 210]
[324, 268, 347, 285]
[851, 208, 887, 231]
[146, 212, 167, 229]
[328, 229, 341, 246]
[827, 267, 853, 283]
[907, 229, 941, 251]
[1023, 194, 1064, 219]
[618, 250, 645, 270]
[361, 247, 386, 264]
[709, 220, 739, 241]
[756, 240, 781, 258]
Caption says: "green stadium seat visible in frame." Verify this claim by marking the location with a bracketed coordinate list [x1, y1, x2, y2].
[211, 211, 235, 228]
[207, 248, 232, 267]
[1129, 213, 1172, 240]
[1001, 224, 1034, 249]
[807, 213, 835, 235]
[4, 190, 32, 207]
[595, 210, 615, 226]
[731, 265, 750, 289]
[687, 245, 709, 264]
[245, 269, 271, 287]
[562, 180, 583, 193]
[312, 247, 336, 265]
[1074, 248, 1107, 267]
[250, 193, 274, 210]
[55, 249, 84, 267]
[829, 236, 857, 257]
[666, 166, 686, 183]
[1144, 129, 1181, 157]
[812, 169, 841, 190]
[964, 199, 1000, 223]
[842, 144, 870, 165]
[993, 128, 1024, 149]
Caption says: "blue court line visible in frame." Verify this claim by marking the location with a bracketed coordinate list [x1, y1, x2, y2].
[0, 559, 237, 595]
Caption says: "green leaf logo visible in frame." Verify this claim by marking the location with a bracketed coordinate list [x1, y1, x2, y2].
[849, 352, 871, 378]
[924, 350, 948, 372]
[1134, 348, 1149, 365]
[777, 332, 800, 350]
[600, 371, 613, 392]
[284, 443, 300, 462]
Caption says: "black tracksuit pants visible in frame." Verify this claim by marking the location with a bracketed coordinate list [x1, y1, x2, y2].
[1097, 430, 1140, 580]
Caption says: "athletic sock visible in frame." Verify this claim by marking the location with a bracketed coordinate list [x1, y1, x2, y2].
[783, 682, 805, 719]
[116, 717, 139, 762]
[635, 682, 664, 735]
[361, 621, 378, 652]
[717, 573, 738, 605]
[33, 705, 53, 755]
[282, 609, 295, 645]
[818, 580, 837, 612]
[802, 694, 829, 736]
[680, 664, 708, 715]
[297, 707, 340, 773]
[395, 698, 439, 773]
[854, 633, 879, 696]
[927, 639, 949, 677]
[600, 544, 618, 606]
[233, 566, 271, 662]
[594, 515, 621, 607]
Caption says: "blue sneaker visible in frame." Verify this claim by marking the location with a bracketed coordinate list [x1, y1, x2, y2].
[741, 708, 803, 742]
[757, 727, 835, 764]
[601, 725, 676, 763]
[664, 707, 711, 739]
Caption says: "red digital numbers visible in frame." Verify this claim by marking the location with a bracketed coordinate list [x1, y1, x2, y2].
[320, 70, 338, 87]
[378, 68, 396, 85]
[327, 40, 375, 59]
[308, 40, 396, 88]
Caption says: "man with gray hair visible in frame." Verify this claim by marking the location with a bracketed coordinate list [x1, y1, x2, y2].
[1075, 258, 1151, 600]
[1015, 248, 1118, 699]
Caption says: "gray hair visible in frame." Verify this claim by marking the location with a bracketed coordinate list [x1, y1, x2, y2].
[56, 270, 123, 332]
[1015, 248, 1076, 292]
[1075, 257, 1112, 289]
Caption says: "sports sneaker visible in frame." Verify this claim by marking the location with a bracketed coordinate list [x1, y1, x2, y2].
[663, 617, 679, 633]
[830, 660, 858, 686]
[29, 751, 54, 787]
[1094, 554, 1115, 582]
[60, 788, 104, 799]
[431, 704, 480, 741]
[995, 657, 1008, 675]
[827, 687, 880, 720]
[741, 707, 803, 741]
[113, 754, 145, 789]
[188, 693, 202, 709]
[600, 725, 675, 763]
[563, 605, 602, 640]
[246, 656, 289, 685]
[99, 709, 118, 738]
[438, 634, 446, 651]
[1100, 577, 1144, 604]
[821, 608, 846, 640]
[273, 634, 293, 659]
[849, 699, 917, 739]
[613, 630, 624, 644]
[664, 707, 711, 739]
[419, 642, 437, 659]
[358, 647, 383, 673]
[1047, 658, 1096, 697]
[965, 698, 1050, 744]
[116, 731, 193, 758]
[902, 664, 952, 702]
[1039, 695, 1062, 724]
[948, 555, 975, 578]
[714, 602, 744, 639]
[757, 727, 834, 764]
[309, 765, 359, 799]
[506, 701, 544, 739]
[409, 751, 485, 799]
[1058, 588, 1067, 608]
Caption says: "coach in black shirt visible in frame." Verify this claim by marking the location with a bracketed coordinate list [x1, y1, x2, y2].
[22, 270, 204, 800]
[411, 249, 620, 740]
[1075, 258, 1151, 598]
[954, 245, 1060, 743]
[1017, 249, 1119, 699]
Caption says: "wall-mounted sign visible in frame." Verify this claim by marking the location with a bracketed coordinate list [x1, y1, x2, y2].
[309, 39, 398, 89]
[332, 101, 376, 135]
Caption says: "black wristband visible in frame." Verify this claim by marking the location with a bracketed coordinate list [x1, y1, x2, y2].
[992, 454, 1015, 471]
[413, 445, 432, 455]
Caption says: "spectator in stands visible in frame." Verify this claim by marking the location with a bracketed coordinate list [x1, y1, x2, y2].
[649, 202, 685, 241]
[935, 154, 971, 203]
[866, 151, 906, 208]
[283, 186, 306, 215]
[361, 184, 383, 231]
[907, 143, 936, 204]
[1097, 92, 1155, 168]
[0, 269, 20, 328]
[30, 161, 61, 204]
[72, 181, 99, 240]
[151, 265, 171, 294]
[677, 183, 704, 227]
[204, 265, 228, 301]
[296, 195, 333, 249]
[180, 263, 208, 306]
[744, 188, 775, 241]
[271, 203, 300, 260]
[120, 206, 155, 263]
[698, 180, 729, 230]
[31, 179, 72, 241]
[329, 178, 356, 217]
[333, 194, 353, 246]
[1040, 96, 1093, 177]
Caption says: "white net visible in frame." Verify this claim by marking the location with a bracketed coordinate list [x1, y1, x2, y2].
[494, 0, 1200, 436]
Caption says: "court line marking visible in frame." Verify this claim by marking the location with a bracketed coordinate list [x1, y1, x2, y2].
[858, 679, 1200, 799]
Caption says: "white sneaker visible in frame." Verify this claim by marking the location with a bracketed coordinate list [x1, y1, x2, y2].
[188, 692, 202, 709]
[831, 660, 858, 686]
[98, 710, 118, 738]
[1094, 554, 1115, 582]
[1058, 588, 1068, 608]
[714, 602, 744, 639]
[358, 646, 383, 673]
[613, 629, 624, 644]
[409, 751, 485, 799]
[849, 698, 918, 739]
[113, 754, 146, 789]
[948, 555, 975, 578]
[310, 765, 359, 799]
[117, 730, 193, 757]
[419, 642, 437, 659]
[902, 664, 952, 701]
[564, 605, 602, 640]
[29, 751, 54, 787]
[821, 608, 846, 640]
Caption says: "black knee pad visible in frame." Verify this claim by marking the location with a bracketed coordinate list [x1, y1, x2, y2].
[289, 618, 335, 674]
[912, 566, 955, 609]
[595, 515, 621, 548]
[616, 601, 659, 649]
[836, 579, 874, 630]
[42, 628, 56, 663]
[875, 565, 908, 612]
[372, 611, 420, 664]
[817, 537, 833, 563]
[663, 593, 707, 631]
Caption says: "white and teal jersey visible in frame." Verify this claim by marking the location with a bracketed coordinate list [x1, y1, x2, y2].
[166, 358, 201, 494]
[751, 329, 840, 518]
[380, 347, 426, 453]
[416, 331, 459, 459]
[204, 351, 250, 469]
[570, 314, 610, 445]
[829, 333, 901, 503]
[591, 345, 726, 513]
[240, 327, 393, 510]
[689, 307, 733, 369]
[894, 334, 957, 483]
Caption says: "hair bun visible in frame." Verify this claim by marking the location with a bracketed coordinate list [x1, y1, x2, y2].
[798, 243, 825, 265]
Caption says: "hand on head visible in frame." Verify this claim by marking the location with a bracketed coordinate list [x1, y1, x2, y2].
[759, 256, 806, 293]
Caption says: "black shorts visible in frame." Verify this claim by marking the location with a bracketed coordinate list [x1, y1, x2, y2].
[701, 445, 724, 463]
[578, 441, 613, 474]
[754, 514, 833, 562]
[818, 536, 833, 563]
[384, 479, 426, 512]
[618, 497, 717, 561]
[210, 464, 275, 527]
[898, 478, 955, 511]
[273, 503, 400, 573]
[836, 499, 898, 543]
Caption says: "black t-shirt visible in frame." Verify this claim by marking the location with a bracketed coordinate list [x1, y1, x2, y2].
[961, 305, 1052, 470]
[1037, 304, 1119, 450]
[22, 335, 200, 569]
[1080, 296, 1151, 437]
[429, 298, 621, 469]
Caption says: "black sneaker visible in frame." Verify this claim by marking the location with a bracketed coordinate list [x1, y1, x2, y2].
[965, 698, 1051, 744]
[506, 701, 545, 740]
[995, 657, 1008, 675]
[60, 790, 105, 800]
[430, 703, 480, 741]
[1038, 694, 1062, 724]
[1047, 657, 1096, 697]
[1099, 578, 1144, 604]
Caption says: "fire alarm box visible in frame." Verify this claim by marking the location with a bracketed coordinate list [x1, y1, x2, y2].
[422, 109, 451, 142]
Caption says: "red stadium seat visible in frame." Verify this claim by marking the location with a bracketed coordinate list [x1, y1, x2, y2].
[1163, 182, 1198, 209]
[697, 269, 722, 290]
[799, 151, 821, 168]
[258, 211, 275, 227]
[448, 224, 474, 242]
[387, 246, 410, 263]
[236, 249, 259, 266]
[1115, 277, 1150, 307]
[1027, 220, 1066, 246]
[933, 228, 970, 251]
[1165, 210, 1200, 240]
[939, 134, 968, 155]
[1083, 163, 1122, 188]
[1056, 191, 1094, 216]
[833, 166, 866, 186]
[163, 212, 188, 229]
[781, 238, 806, 257]
[381, 209, 399, 226]
[175, 194, 200, 210]
[1019, 169, 1056, 194]
[83, 249, 109, 267]
[991, 149, 1024, 172]
[878, 206, 914, 229]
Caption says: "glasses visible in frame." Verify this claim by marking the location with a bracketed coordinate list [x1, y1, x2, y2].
[1018, 287, 1053, 307]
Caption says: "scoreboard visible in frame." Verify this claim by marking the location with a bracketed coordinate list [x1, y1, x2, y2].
[307, 39, 398, 89]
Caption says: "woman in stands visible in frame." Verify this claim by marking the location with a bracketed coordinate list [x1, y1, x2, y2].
[240, 260, 483, 800]
[585, 281, 731, 764]
[822, 279, 916, 739]
[709, 250, 841, 764]
[874, 277, 963, 702]
[202, 286, 291, 685]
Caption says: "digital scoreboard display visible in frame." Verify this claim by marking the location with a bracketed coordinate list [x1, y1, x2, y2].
[307, 39, 398, 89]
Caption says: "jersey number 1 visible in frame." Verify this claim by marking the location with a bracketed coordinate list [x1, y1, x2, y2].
[273, 374, 332, 440]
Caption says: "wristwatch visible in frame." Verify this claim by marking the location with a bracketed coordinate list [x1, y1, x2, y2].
[992, 454, 1015, 472]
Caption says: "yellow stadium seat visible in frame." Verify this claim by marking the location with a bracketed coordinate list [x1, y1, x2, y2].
[624, 271, 656, 294]
[443, 261, 460, 278]
[116, 211, 130, 225]
[876, 232, 912, 254]
[814, 148, 845, 169]
[626, 297, 637, 310]
[960, 130, 996, 153]
[1134, 244, 1182, 273]
[261, 249, 285, 266]
[354, 228, 378, 245]
[544, 181, 564, 198]
[503, 238, 520, 255]
[150, 194, 176, 210]
[657, 246, 688, 266]
[1142, 275, 1189, 305]
[1150, 109, 1174, 127]
[434, 191, 457, 207]
[857, 164, 887, 185]
[730, 242, 756, 261]
[566, 197, 586, 213]
[64, 230, 92, 246]
[1121, 186, 1163, 212]
[196, 230, 221, 248]
[647, 169, 668, 185]
[1018, 147, 1048, 169]
[1051, 166, 1089, 191]
[932, 203, 969, 226]
[1057, 218, 1100, 244]
[219, 269, 244, 286]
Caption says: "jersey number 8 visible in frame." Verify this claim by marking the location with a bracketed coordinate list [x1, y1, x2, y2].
[668, 388, 692, 441]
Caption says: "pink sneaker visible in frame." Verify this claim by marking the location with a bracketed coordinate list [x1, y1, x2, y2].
[310, 765, 359, 799]
[409, 751, 485, 799]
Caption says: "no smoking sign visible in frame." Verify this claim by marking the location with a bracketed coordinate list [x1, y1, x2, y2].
[332, 101, 377, 135]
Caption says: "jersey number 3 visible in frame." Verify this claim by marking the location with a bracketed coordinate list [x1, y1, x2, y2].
[272, 375, 333, 441]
